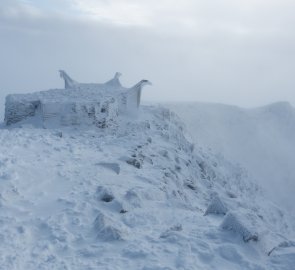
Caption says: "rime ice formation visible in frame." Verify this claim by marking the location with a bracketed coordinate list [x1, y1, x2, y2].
[5, 71, 151, 127]
[204, 194, 228, 216]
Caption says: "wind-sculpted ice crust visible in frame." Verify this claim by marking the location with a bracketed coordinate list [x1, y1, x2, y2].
[5, 70, 151, 127]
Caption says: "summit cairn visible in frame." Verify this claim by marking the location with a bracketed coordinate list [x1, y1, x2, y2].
[5, 71, 151, 128]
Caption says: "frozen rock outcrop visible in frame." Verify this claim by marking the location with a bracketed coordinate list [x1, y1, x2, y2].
[5, 71, 151, 127]
[204, 194, 228, 216]
[221, 212, 259, 242]
[93, 211, 125, 241]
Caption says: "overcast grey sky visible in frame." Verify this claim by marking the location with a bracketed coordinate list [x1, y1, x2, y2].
[1, 0, 295, 116]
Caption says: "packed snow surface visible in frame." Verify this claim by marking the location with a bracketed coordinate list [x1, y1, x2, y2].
[0, 105, 294, 269]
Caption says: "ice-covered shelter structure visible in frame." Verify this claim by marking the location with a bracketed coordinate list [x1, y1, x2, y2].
[5, 71, 151, 128]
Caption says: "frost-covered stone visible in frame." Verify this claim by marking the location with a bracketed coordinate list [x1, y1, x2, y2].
[5, 71, 151, 127]
[204, 195, 228, 216]
[125, 189, 142, 208]
[5, 97, 40, 125]
[93, 211, 124, 241]
[221, 212, 258, 242]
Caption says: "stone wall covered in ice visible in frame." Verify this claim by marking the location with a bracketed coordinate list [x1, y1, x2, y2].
[4, 71, 151, 128]
[5, 96, 41, 125]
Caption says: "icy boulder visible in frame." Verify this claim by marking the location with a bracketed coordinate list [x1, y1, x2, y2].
[93, 211, 125, 241]
[221, 212, 259, 242]
[5, 71, 151, 128]
[204, 194, 228, 216]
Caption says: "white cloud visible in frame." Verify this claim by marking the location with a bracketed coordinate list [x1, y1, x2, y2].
[0, 0, 43, 19]
[2, 0, 295, 37]
[0, 0, 295, 110]
[67, 0, 295, 36]
[70, 0, 152, 26]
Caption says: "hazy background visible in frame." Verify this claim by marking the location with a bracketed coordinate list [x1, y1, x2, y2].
[168, 102, 295, 214]
[1, 0, 295, 119]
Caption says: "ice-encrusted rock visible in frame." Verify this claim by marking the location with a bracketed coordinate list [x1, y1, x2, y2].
[5, 97, 40, 125]
[125, 189, 142, 208]
[5, 71, 151, 127]
[93, 211, 125, 241]
[221, 212, 258, 242]
[204, 195, 228, 216]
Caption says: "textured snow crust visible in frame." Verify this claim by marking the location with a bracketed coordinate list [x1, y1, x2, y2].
[0, 105, 294, 269]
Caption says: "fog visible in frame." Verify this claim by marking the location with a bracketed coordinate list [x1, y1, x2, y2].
[1, 0, 295, 119]
[168, 102, 295, 215]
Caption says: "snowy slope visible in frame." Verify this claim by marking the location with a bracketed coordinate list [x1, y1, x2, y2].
[0, 105, 294, 269]
[166, 102, 295, 213]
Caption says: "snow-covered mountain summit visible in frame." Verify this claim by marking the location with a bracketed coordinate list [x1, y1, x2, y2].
[0, 101, 294, 269]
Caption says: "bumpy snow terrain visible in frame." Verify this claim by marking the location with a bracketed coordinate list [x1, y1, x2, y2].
[166, 102, 295, 214]
[0, 105, 294, 269]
